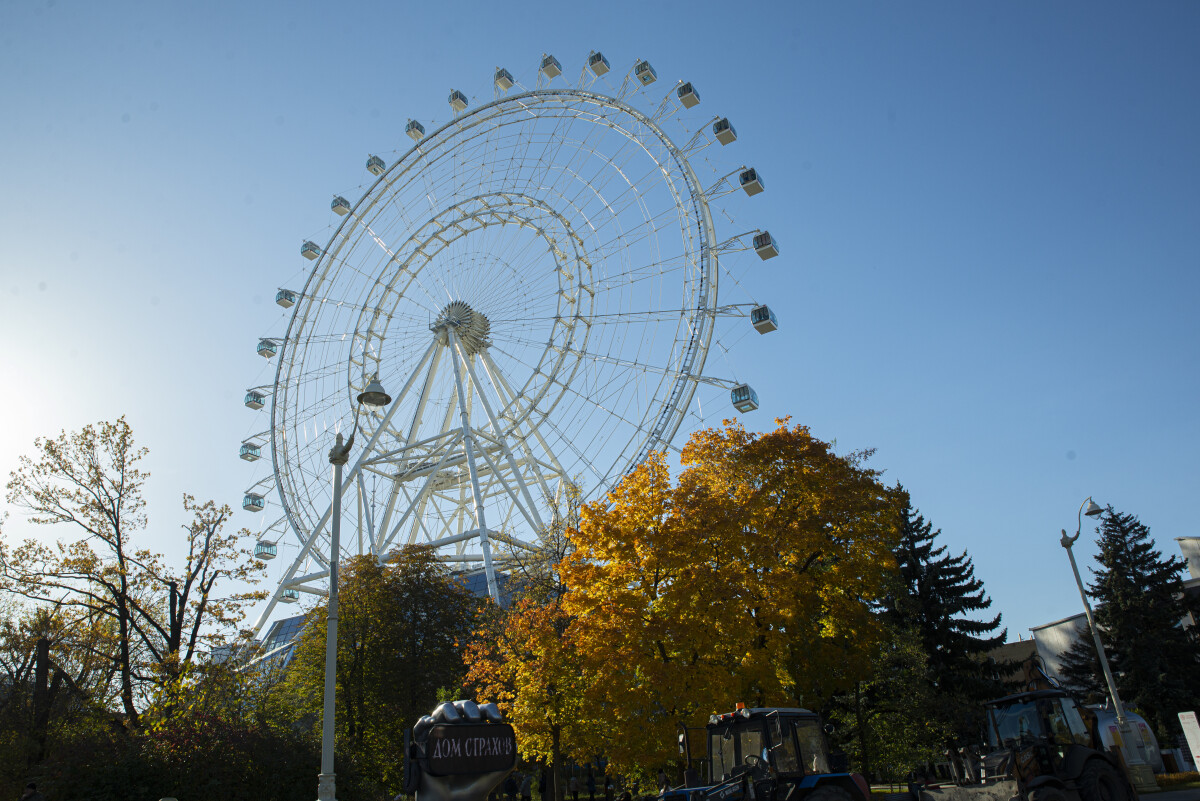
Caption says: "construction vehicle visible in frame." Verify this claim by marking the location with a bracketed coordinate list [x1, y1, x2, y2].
[970, 658, 1137, 801]
[666, 706, 870, 801]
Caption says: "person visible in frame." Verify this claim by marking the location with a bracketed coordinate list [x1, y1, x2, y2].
[20, 784, 45, 801]
[657, 770, 668, 795]
[684, 766, 700, 789]
[605, 776, 615, 801]
[521, 771, 533, 801]
[587, 770, 596, 801]
[570, 774, 579, 801]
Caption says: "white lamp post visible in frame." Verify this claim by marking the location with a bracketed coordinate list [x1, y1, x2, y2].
[318, 375, 391, 801]
[1059, 496, 1157, 791]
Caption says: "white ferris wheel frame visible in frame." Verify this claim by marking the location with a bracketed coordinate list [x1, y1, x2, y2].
[249, 78, 767, 636]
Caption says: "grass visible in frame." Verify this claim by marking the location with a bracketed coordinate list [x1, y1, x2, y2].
[1143, 772, 1200, 792]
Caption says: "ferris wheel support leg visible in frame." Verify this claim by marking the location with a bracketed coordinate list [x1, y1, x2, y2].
[457, 345, 547, 533]
[448, 332, 500, 603]
[479, 350, 569, 494]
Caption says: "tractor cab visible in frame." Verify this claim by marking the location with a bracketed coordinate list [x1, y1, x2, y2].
[707, 707, 831, 782]
[671, 706, 867, 801]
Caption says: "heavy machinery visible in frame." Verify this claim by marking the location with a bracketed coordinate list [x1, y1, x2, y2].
[979, 687, 1136, 801]
[667, 706, 870, 801]
[928, 657, 1139, 801]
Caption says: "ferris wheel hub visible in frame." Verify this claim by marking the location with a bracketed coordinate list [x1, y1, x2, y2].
[431, 300, 491, 355]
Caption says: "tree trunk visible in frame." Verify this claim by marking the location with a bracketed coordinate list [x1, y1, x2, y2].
[30, 637, 51, 766]
[855, 682, 870, 778]
[552, 724, 563, 801]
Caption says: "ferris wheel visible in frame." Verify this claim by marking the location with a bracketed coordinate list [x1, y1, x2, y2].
[241, 52, 780, 633]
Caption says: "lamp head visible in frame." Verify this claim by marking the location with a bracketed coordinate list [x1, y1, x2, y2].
[1084, 499, 1104, 518]
[357, 375, 392, 408]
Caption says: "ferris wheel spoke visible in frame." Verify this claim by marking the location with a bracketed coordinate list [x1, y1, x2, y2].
[477, 350, 567, 504]
[251, 78, 757, 633]
[488, 341, 668, 450]
[454, 340, 547, 532]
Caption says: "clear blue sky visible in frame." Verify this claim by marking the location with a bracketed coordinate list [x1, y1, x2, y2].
[1, 0, 1197, 639]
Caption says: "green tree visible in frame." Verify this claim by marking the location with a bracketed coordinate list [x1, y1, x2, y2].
[884, 492, 1006, 744]
[282, 546, 483, 795]
[1057, 507, 1200, 734]
[827, 626, 951, 780]
[1056, 622, 1107, 702]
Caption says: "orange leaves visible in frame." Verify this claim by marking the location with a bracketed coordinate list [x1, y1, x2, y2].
[559, 420, 900, 771]
[466, 420, 900, 776]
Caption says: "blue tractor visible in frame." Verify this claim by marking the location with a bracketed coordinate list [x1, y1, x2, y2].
[665, 706, 870, 801]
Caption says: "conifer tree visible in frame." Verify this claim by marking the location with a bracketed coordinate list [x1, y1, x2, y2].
[885, 490, 1007, 742]
[1057, 622, 1107, 702]
[1057, 507, 1200, 734]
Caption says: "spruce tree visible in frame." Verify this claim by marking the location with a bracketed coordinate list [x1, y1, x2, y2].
[1056, 622, 1107, 702]
[1061, 507, 1200, 734]
[885, 489, 1007, 741]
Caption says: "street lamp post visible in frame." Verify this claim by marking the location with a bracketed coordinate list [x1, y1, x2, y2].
[1059, 496, 1157, 792]
[317, 375, 392, 801]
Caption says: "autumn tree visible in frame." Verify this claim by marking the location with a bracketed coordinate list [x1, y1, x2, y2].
[559, 419, 901, 775]
[283, 546, 482, 793]
[0, 418, 264, 726]
[466, 482, 586, 801]
[883, 493, 1006, 745]
[1057, 507, 1200, 734]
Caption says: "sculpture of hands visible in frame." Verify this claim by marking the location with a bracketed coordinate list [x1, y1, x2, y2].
[406, 700, 516, 801]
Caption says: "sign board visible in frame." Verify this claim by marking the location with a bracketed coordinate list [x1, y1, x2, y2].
[424, 723, 517, 776]
[1179, 712, 1200, 769]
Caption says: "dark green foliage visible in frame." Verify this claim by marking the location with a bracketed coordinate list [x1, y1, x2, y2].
[1058, 507, 1200, 734]
[283, 545, 485, 795]
[1056, 622, 1107, 702]
[885, 490, 1007, 743]
[824, 627, 951, 780]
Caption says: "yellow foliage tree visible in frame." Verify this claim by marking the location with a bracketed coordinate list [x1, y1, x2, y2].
[465, 597, 588, 801]
[559, 419, 901, 773]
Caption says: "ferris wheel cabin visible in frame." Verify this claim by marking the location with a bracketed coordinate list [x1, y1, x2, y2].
[731, 384, 759, 413]
[751, 305, 778, 333]
[740, 168, 765, 196]
[254, 541, 277, 561]
[300, 240, 321, 260]
[275, 289, 297, 308]
[331, 196, 351, 216]
[366, 155, 386, 176]
[448, 90, 468, 112]
[713, 118, 737, 145]
[243, 493, 266, 512]
[541, 54, 562, 78]
[753, 231, 779, 260]
[588, 52, 610, 76]
[280, 588, 300, 604]
[634, 60, 657, 86]
[406, 119, 425, 142]
[239, 443, 262, 462]
[244, 391, 266, 410]
[494, 68, 514, 91]
[256, 339, 277, 359]
[677, 82, 700, 108]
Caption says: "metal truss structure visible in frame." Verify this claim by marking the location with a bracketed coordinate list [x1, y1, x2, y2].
[243, 53, 777, 634]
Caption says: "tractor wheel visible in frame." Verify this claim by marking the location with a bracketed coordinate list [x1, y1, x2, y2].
[1029, 787, 1069, 801]
[803, 785, 857, 801]
[1078, 760, 1129, 801]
